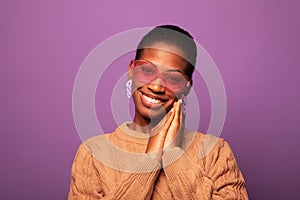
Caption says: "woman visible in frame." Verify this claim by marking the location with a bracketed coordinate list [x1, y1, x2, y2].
[68, 25, 248, 199]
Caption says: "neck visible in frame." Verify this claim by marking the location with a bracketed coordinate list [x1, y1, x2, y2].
[129, 114, 165, 134]
[127, 122, 152, 134]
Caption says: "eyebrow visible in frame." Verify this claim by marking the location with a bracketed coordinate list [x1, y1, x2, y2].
[165, 69, 183, 73]
[146, 60, 185, 74]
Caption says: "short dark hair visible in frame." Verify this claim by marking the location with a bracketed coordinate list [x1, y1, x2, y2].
[135, 25, 197, 78]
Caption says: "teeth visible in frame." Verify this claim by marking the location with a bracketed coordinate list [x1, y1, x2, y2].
[143, 94, 161, 104]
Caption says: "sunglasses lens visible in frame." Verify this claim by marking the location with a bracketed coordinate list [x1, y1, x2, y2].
[133, 61, 157, 83]
[164, 73, 188, 92]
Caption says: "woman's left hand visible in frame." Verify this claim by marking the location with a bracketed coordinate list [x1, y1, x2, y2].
[163, 99, 183, 151]
[146, 100, 183, 161]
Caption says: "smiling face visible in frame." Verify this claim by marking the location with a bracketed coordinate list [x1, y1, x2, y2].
[129, 42, 192, 127]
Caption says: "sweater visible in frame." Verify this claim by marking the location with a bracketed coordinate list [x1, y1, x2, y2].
[68, 122, 248, 200]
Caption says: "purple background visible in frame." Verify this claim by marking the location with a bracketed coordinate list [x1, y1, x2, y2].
[1, 0, 299, 199]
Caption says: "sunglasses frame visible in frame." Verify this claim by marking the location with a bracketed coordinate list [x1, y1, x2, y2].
[129, 59, 191, 93]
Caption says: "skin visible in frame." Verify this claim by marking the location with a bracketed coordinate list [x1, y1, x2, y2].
[128, 42, 192, 161]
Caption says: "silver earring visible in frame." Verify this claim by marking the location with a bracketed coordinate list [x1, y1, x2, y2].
[181, 95, 187, 114]
[126, 79, 132, 98]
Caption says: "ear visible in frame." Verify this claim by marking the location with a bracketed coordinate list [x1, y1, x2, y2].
[183, 79, 193, 96]
[128, 60, 134, 79]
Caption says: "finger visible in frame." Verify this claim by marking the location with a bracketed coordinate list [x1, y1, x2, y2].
[160, 103, 176, 136]
[177, 99, 182, 125]
[164, 101, 182, 148]
[179, 100, 183, 125]
[170, 100, 183, 133]
[167, 101, 181, 136]
[173, 100, 181, 129]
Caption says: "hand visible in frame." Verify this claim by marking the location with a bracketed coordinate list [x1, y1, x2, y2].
[163, 100, 183, 150]
[145, 100, 183, 161]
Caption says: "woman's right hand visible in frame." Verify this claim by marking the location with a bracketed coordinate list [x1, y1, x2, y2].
[145, 100, 182, 161]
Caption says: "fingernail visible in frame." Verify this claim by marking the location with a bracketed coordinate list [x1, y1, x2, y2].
[178, 99, 182, 105]
[170, 108, 174, 113]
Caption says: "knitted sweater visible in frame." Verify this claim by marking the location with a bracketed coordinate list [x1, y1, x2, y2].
[68, 122, 248, 200]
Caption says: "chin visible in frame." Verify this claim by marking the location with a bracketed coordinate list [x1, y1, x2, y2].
[138, 104, 169, 122]
[133, 92, 173, 122]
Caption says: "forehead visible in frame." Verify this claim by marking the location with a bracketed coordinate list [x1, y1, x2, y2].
[139, 43, 189, 73]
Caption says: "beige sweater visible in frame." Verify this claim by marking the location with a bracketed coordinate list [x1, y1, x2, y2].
[68, 122, 248, 199]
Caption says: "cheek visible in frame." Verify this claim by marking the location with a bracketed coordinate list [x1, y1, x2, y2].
[168, 91, 182, 101]
[165, 91, 179, 107]
[131, 79, 146, 91]
[131, 90, 142, 109]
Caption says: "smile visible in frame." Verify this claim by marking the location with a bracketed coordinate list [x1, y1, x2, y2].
[142, 94, 161, 104]
[138, 91, 165, 108]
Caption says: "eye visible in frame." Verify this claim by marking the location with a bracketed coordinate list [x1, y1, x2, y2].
[140, 65, 155, 75]
[165, 74, 186, 84]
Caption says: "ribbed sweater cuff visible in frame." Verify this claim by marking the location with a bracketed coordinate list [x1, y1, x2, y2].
[162, 147, 185, 166]
[162, 147, 191, 180]
[133, 154, 161, 186]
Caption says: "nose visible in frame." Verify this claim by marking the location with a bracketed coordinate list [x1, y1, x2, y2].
[147, 77, 165, 93]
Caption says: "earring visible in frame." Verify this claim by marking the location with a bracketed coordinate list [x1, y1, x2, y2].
[126, 79, 132, 98]
[181, 95, 187, 114]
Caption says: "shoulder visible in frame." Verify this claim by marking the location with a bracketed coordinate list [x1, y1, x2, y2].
[71, 131, 115, 159]
[184, 130, 231, 159]
[190, 132, 240, 172]
[71, 132, 119, 169]
[197, 133, 227, 159]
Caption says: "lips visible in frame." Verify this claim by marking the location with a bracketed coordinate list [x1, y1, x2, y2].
[138, 91, 167, 108]
[142, 94, 161, 104]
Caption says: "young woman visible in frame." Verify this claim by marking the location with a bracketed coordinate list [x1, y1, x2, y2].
[68, 25, 248, 199]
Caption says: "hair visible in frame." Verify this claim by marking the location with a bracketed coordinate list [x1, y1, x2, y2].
[135, 25, 197, 78]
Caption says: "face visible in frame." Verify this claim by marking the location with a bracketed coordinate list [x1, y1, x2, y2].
[129, 42, 192, 126]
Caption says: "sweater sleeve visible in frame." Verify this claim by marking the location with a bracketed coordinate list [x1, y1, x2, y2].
[68, 144, 102, 200]
[205, 139, 248, 200]
[161, 138, 248, 200]
[68, 143, 161, 200]
[162, 147, 212, 199]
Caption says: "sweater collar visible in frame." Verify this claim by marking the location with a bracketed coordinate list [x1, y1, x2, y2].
[114, 121, 150, 147]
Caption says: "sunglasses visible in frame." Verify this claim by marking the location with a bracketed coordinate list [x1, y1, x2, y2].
[130, 59, 190, 92]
